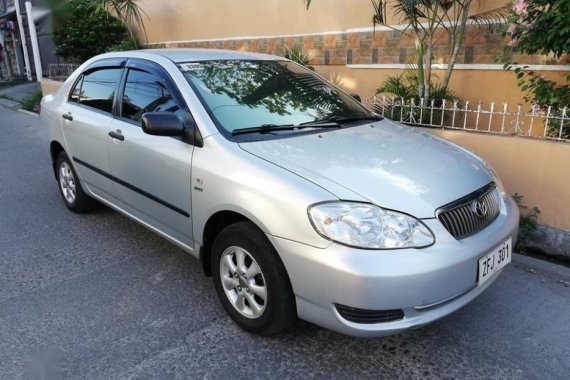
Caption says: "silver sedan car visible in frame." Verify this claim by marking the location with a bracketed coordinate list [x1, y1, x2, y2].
[41, 49, 519, 337]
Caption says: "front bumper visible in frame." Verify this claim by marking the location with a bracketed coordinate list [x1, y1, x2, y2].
[268, 196, 519, 337]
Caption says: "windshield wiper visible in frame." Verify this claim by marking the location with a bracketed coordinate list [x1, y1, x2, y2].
[232, 122, 341, 135]
[302, 115, 383, 125]
[232, 124, 295, 135]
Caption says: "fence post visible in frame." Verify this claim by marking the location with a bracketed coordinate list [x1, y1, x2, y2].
[462, 101, 469, 129]
[440, 99, 446, 128]
[451, 100, 458, 128]
[543, 106, 552, 137]
[500, 104, 508, 133]
[487, 102, 495, 131]
[559, 107, 567, 140]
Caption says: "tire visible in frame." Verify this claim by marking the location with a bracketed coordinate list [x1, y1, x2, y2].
[211, 221, 296, 336]
[55, 151, 94, 213]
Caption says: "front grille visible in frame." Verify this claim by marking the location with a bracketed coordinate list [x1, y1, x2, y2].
[335, 304, 404, 324]
[437, 183, 501, 240]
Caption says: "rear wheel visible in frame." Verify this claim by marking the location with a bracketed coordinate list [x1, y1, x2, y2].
[56, 152, 94, 213]
[211, 221, 296, 336]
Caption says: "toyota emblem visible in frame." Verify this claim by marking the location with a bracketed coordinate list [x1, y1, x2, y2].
[471, 199, 488, 218]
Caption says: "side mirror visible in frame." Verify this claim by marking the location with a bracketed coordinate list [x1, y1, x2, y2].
[141, 111, 204, 147]
[350, 93, 362, 102]
[142, 112, 185, 137]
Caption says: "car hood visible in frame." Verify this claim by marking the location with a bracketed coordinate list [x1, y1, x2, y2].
[239, 120, 493, 218]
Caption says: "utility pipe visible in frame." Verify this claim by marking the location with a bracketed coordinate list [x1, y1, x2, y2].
[25, 0, 41, 81]
[14, 0, 32, 80]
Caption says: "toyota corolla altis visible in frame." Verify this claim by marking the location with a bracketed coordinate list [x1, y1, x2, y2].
[41, 49, 519, 337]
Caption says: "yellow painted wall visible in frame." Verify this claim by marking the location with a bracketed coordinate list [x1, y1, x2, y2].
[142, 0, 371, 43]
[140, 0, 510, 43]
[314, 66, 567, 104]
[424, 129, 570, 230]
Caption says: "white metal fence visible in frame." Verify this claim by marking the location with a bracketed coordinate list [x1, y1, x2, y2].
[365, 95, 570, 142]
[47, 63, 79, 81]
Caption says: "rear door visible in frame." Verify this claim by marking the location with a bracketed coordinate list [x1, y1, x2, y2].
[108, 59, 195, 247]
[60, 61, 124, 199]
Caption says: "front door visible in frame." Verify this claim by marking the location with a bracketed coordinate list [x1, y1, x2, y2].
[108, 64, 194, 247]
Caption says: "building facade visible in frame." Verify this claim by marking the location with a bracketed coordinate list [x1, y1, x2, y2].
[0, 0, 56, 79]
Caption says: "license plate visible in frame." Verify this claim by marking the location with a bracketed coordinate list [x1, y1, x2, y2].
[478, 238, 512, 286]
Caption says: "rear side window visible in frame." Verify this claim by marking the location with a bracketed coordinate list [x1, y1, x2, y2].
[70, 68, 122, 114]
[121, 69, 180, 122]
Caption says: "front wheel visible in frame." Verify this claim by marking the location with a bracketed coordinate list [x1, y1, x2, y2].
[211, 221, 296, 336]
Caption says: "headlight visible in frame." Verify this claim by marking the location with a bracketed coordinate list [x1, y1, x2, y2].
[308, 202, 434, 249]
[481, 160, 507, 200]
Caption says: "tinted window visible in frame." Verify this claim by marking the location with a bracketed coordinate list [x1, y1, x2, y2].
[69, 76, 83, 103]
[78, 68, 122, 114]
[121, 69, 180, 122]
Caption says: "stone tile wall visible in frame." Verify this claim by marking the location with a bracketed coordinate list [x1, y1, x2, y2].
[149, 25, 564, 66]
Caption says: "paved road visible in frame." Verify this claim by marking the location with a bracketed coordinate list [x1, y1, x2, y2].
[0, 82, 41, 103]
[1, 106, 569, 380]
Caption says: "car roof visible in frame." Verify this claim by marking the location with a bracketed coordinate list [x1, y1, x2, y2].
[135, 48, 286, 63]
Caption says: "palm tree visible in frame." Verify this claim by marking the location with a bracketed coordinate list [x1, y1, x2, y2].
[305, 1, 509, 101]
[93, 0, 148, 45]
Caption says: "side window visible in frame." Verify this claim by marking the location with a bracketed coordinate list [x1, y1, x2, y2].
[78, 68, 122, 114]
[121, 69, 181, 123]
[69, 76, 83, 103]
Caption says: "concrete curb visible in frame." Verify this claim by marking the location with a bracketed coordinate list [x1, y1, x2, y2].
[17, 109, 39, 117]
[522, 224, 570, 259]
[0, 98, 21, 109]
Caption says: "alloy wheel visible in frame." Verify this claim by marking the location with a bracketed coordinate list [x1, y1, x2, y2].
[219, 246, 268, 319]
[59, 161, 76, 205]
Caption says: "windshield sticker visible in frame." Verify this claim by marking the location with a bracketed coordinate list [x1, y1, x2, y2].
[180, 63, 204, 72]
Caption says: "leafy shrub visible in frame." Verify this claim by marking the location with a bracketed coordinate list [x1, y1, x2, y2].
[505, 0, 570, 138]
[53, 0, 129, 63]
[21, 90, 43, 112]
[512, 193, 540, 246]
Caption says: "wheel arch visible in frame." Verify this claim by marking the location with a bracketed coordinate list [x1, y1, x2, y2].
[50, 140, 66, 178]
[199, 210, 250, 277]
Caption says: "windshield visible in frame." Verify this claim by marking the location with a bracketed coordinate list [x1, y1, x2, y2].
[178, 60, 373, 136]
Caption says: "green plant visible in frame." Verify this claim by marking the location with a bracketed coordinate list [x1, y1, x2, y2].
[512, 193, 541, 244]
[48, 0, 148, 44]
[506, 0, 569, 58]
[53, 0, 129, 63]
[504, 0, 570, 138]
[283, 46, 314, 70]
[21, 90, 43, 112]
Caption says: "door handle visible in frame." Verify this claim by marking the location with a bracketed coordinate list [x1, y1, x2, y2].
[62, 112, 73, 121]
[108, 130, 125, 141]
